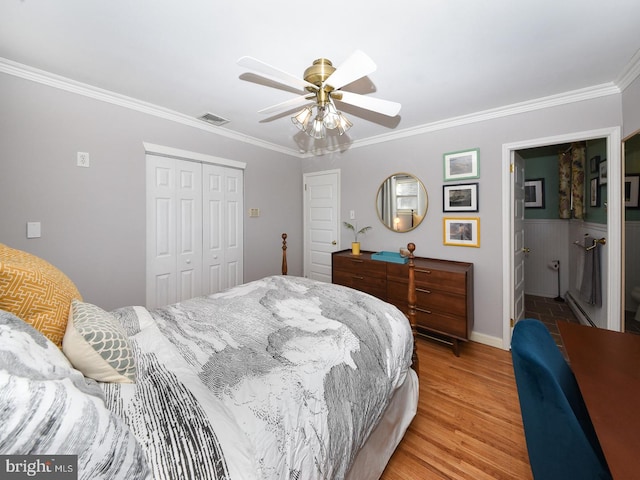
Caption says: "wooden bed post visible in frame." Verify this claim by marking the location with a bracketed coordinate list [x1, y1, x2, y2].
[407, 242, 419, 374]
[281, 233, 288, 275]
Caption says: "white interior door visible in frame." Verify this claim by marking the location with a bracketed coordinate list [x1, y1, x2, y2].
[222, 166, 243, 289]
[176, 160, 203, 302]
[147, 154, 243, 308]
[146, 155, 177, 308]
[513, 152, 526, 333]
[304, 170, 340, 282]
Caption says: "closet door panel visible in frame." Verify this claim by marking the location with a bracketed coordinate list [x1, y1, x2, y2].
[176, 160, 203, 301]
[146, 156, 177, 308]
[224, 168, 244, 289]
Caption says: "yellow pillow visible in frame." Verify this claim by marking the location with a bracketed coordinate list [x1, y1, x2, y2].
[0, 244, 82, 347]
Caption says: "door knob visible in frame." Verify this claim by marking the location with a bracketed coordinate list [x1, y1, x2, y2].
[186, 259, 191, 264]
[522, 247, 531, 253]
[332, 240, 337, 245]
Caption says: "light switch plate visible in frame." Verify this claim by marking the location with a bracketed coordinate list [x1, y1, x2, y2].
[27, 222, 41, 238]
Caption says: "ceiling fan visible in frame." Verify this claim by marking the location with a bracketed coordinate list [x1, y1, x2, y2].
[237, 50, 401, 139]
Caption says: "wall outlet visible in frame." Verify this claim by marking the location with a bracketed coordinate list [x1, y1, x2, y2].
[77, 152, 90, 167]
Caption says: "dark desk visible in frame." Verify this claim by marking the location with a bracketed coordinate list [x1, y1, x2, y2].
[558, 321, 640, 480]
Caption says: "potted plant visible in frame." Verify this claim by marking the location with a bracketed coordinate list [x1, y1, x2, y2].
[343, 222, 372, 255]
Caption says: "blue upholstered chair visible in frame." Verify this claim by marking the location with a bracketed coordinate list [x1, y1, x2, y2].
[511, 319, 612, 480]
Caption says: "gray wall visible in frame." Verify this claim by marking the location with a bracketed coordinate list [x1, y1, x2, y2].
[302, 95, 623, 341]
[0, 73, 302, 310]
[1, 70, 633, 343]
[623, 74, 640, 138]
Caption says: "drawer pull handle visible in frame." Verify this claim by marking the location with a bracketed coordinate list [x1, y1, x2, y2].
[350, 259, 364, 264]
[416, 288, 431, 294]
[416, 307, 432, 314]
[416, 269, 432, 274]
[352, 275, 364, 280]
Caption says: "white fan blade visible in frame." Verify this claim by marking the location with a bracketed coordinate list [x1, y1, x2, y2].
[322, 50, 377, 90]
[238, 56, 317, 92]
[258, 95, 315, 115]
[336, 91, 401, 117]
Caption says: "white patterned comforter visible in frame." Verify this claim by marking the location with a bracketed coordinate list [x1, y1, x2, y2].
[102, 275, 415, 480]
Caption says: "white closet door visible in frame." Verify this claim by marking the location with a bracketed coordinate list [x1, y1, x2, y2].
[176, 160, 203, 302]
[202, 164, 224, 295]
[147, 157, 202, 308]
[223, 167, 243, 289]
[202, 164, 244, 294]
[146, 155, 177, 308]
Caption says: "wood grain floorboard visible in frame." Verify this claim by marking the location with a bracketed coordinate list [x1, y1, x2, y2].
[381, 337, 533, 480]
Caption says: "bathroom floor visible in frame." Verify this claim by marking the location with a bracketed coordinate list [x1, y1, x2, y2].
[524, 295, 580, 360]
[524, 294, 640, 360]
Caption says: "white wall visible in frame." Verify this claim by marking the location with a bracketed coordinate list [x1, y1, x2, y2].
[0, 73, 303, 310]
[302, 95, 623, 341]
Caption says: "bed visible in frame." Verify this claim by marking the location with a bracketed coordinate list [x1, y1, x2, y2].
[0, 237, 419, 480]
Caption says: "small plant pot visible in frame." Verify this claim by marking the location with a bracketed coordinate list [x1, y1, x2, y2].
[351, 242, 361, 255]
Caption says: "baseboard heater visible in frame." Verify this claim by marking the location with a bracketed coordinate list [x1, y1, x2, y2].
[565, 292, 596, 327]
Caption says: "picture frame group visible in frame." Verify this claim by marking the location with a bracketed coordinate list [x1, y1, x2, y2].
[443, 183, 478, 212]
[443, 148, 479, 182]
[626, 175, 639, 208]
[443, 217, 480, 248]
[524, 178, 545, 209]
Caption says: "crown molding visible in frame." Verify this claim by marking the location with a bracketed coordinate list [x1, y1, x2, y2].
[0, 56, 629, 159]
[0, 57, 301, 158]
[616, 47, 640, 91]
[348, 82, 621, 151]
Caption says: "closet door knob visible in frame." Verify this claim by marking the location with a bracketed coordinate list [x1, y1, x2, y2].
[522, 247, 531, 253]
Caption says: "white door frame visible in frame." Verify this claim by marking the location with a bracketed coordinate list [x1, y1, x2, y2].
[501, 127, 622, 349]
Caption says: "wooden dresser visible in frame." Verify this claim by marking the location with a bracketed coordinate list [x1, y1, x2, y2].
[332, 250, 474, 355]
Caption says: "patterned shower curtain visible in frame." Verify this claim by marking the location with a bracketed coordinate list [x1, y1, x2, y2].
[558, 142, 585, 219]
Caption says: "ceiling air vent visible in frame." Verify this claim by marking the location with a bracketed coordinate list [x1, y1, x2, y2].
[199, 112, 230, 126]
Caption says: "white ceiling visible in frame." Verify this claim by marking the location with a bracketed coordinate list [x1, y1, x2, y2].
[1, 0, 639, 156]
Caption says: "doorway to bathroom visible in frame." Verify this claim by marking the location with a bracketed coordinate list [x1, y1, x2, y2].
[501, 127, 622, 349]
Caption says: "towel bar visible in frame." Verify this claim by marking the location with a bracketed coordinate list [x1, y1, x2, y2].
[573, 237, 606, 251]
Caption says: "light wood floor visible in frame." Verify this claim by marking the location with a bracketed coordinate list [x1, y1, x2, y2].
[381, 337, 533, 480]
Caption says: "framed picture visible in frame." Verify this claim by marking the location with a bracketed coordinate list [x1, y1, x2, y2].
[524, 178, 545, 208]
[443, 183, 478, 212]
[443, 148, 479, 181]
[589, 155, 601, 174]
[599, 160, 608, 185]
[443, 217, 480, 247]
[590, 177, 599, 207]
[625, 175, 640, 208]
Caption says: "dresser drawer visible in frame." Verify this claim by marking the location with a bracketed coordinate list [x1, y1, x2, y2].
[332, 269, 387, 298]
[415, 287, 466, 317]
[413, 268, 466, 294]
[388, 280, 466, 316]
[333, 254, 387, 277]
[414, 309, 467, 338]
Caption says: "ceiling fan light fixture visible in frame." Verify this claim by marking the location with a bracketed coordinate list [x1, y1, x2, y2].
[310, 117, 326, 139]
[336, 113, 353, 136]
[323, 102, 341, 130]
[292, 106, 313, 131]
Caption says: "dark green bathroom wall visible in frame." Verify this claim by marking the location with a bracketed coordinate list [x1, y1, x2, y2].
[585, 138, 607, 224]
[524, 154, 558, 219]
[626, 134, 640, 221]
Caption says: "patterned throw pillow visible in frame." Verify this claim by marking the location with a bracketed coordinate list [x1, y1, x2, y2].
[63, 300, 136, 383]
[0, 243, 82, 347]
[0, 309, 150, 480]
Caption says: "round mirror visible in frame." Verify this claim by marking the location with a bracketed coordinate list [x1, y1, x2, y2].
[376, 173, 428, 232]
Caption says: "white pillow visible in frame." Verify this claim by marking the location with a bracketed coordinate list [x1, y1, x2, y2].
[63, 300, 136, 383]
[0, 309, 150, 479]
